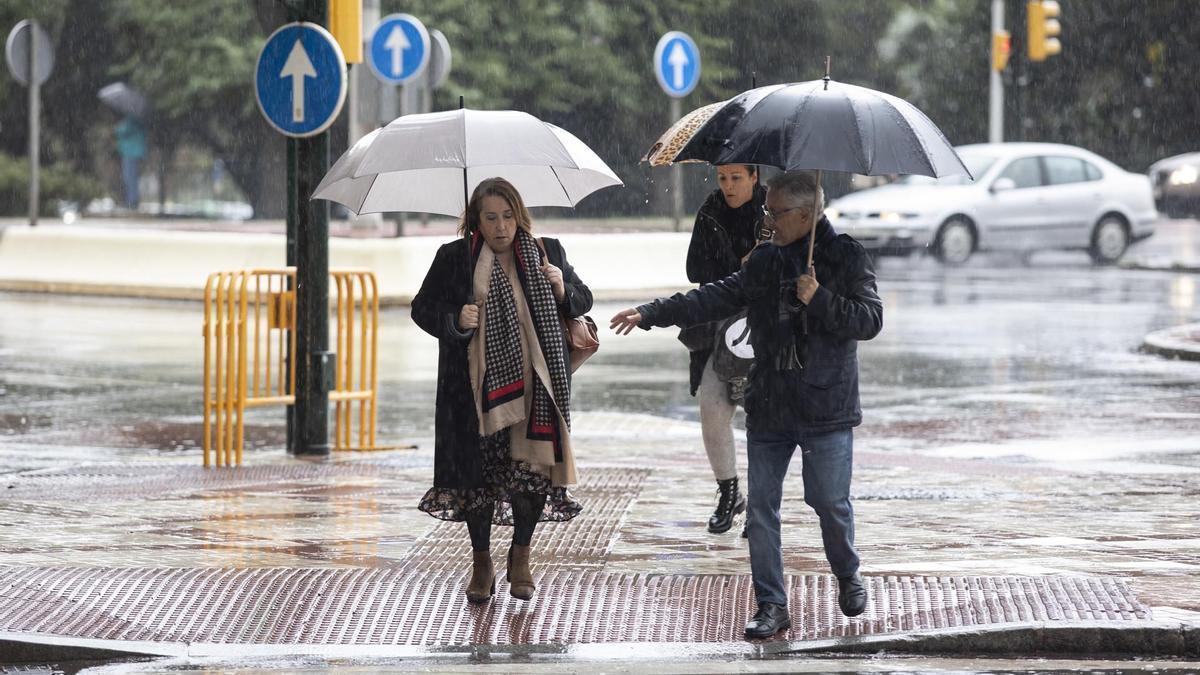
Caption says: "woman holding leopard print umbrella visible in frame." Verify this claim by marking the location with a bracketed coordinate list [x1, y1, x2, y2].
[411, 177, 592, 604]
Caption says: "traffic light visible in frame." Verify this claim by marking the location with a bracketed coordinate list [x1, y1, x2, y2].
[1027, 0, 1062, 62]
[328, 0, 362, 64]
[992, 30, 1011, 72]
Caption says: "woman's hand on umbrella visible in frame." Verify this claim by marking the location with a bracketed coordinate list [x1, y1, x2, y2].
[541, 262, 566, 302]
[458, 303, 480, 330]
[796, 265, 819, 305]
[609, 308, 642, 335]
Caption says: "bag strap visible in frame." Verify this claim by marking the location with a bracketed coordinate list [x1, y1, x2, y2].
[534, 237, 549, 265]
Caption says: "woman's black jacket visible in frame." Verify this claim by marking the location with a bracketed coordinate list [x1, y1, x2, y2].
[411, 236, 592, 488]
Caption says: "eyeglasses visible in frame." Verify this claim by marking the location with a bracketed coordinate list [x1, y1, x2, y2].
[761, 205, 806, 224]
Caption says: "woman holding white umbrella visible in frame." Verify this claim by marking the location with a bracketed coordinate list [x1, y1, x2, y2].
[315, 107, 619, 604]
[411, 177, 592, 604]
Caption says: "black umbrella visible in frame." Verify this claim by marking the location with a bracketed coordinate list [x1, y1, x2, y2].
[648, 64, 971, 267]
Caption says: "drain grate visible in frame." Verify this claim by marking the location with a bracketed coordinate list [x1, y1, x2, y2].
[0, 567, 1149, 645]
[404, 468, 650, 570]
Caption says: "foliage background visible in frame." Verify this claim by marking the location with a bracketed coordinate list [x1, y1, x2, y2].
[1, 0, 1196, 217]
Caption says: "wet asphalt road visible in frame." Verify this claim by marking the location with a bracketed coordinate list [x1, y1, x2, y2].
[1, 222, 1198, 674]
[1, 222, 1197, 474]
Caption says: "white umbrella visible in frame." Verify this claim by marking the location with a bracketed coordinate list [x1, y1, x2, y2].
[312, 107, 622, 217]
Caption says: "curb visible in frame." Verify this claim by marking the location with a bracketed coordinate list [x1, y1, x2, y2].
[3, 621, 1198, 663]
[0, 225, 695, 307]
[774, 621, 1200, 657]
[1142, 323, 1200, 362]
[1119, 259, 1200, 274]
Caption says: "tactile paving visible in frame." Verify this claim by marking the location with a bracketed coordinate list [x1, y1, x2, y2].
[0, 567, 1149, 645]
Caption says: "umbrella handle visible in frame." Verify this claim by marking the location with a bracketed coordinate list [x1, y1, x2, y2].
[807, 169, 821, 269]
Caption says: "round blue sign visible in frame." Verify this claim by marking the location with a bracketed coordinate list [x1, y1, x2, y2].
[368, 13, 430, 84]
[255, 22, 347, 138]
[654, 32, 701, 98]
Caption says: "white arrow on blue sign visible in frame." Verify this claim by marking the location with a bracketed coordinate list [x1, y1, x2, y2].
[368, 13, 430, 84]
[255, 22, 347, 138]
[653, 31, 700, 98]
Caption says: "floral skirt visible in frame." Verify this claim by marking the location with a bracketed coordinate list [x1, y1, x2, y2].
[418, 431, 583, 525]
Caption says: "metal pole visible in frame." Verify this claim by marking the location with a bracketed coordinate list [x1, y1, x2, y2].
[348, 0, 382, 233]
[670, 97, 682, 231]
[27, 23, 39, 228]
[285, 136, 297, 453]
[989, 0, 1005, 143]
[294, 0, 332, 457]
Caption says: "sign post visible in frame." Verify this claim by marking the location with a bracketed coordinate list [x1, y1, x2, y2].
[653, 32, 700, 231]
[255, 14, 347, 457]
[5, 20, 54, 227]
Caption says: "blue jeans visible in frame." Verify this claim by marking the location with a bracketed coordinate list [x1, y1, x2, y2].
[746, 426, 858, 608]
[121, 155, 141, 209]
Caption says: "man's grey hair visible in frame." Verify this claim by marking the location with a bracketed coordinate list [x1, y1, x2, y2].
[765, 170, 824, 215]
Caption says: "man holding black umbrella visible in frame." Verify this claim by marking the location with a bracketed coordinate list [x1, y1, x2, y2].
[611, 170, 882, 638]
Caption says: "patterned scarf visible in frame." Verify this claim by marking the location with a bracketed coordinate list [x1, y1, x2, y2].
[477, 229, 571, 458]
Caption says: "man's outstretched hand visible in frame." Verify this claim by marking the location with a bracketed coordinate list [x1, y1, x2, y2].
[609, 308, 643, 335]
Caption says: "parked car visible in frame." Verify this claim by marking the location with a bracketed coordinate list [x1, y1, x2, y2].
[825, 143, 1157, 265]
[1148, 152, 1200, 219]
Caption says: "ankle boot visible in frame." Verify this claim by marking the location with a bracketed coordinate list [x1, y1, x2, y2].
[507, 544, 535, 600]
[707, 477, 746, 534]
[465, 549, 495, 603]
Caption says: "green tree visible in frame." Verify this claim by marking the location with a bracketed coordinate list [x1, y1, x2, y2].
[107, 1, 286, 216]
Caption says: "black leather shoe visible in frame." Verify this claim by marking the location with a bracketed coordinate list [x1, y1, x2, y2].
[744, 602, 791, 639]
[838, 572, 867, 617]
[708, 478, 746, 534]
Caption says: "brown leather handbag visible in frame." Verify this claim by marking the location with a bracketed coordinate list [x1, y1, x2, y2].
[563, 314, 599, 372]
[537, 239, 598, 372]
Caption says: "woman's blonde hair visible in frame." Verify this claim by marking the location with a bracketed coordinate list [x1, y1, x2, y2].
[459, 177, 533, 236]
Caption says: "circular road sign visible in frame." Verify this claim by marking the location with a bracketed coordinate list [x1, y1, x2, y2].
[367, 13, 430, 84]
[653, 31, 701, 98]
[254, 22, 348, 138]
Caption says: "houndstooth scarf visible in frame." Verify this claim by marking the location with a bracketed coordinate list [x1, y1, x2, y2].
[475, 229, 571, 461]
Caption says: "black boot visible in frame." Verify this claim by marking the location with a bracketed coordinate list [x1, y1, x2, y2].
[707, 477, 746, 534]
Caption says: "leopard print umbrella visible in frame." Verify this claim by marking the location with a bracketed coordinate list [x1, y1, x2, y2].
[641, 99, 729, 167]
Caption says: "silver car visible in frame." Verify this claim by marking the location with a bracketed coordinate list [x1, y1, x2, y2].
[1148, 152, 1200, 219]
[826, 143, 1157, 265]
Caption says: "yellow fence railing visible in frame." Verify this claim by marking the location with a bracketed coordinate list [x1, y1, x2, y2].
[202, 267, 382, 467]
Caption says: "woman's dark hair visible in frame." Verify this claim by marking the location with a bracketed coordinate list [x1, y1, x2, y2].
[459, 177, 533, 236]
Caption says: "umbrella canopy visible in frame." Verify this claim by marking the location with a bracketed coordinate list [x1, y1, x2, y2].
[313, 108, 622, 217]
[642, 99, 728, 167]
[98, 82, 149, 120]
[651, 79, 971, 179]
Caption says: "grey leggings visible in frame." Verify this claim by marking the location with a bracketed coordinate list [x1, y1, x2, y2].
[699, 351, 738, 481]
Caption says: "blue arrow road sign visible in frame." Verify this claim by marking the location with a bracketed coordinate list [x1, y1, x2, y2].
[368, 13, 430, 84]
[255, 22, 347, 138]
[654, 32, 700, 98]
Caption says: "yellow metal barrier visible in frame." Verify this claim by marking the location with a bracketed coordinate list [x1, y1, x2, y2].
[202, 267, 382, 467]
[331, 269, 380, 452]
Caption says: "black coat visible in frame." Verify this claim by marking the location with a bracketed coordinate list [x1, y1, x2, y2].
[639, 218, 882, 433]
[411, 236, 593, 489]
[683, 185, 767, 394]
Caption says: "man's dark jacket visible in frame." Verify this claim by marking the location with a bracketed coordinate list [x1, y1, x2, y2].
[683, 184, 766, 394]
[639, 218, 882, 433]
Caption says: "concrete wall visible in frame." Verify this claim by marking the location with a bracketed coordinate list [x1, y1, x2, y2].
[0, 225, 694, 304]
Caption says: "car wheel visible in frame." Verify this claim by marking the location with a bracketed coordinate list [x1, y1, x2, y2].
[1089, 215, 1128, 265]
[933, 217, 975, 265]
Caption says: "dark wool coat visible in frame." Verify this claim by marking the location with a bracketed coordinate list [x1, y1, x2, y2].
[683, 184, 767, 394]
[411, 236, 593, 489]
[639, 218, 882, 433]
